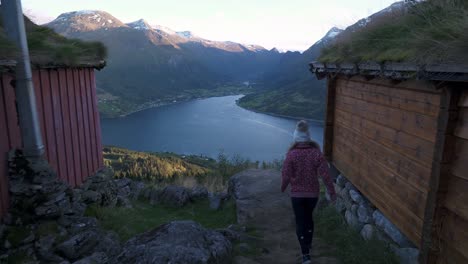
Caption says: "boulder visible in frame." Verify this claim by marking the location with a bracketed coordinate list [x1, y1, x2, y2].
[159, 186, 191, 207]
[148, 188, 160, 205]
[351, 204, 358, 215]
[393, 247, 419, 264]
[357, 205, 373, 224]
[373, 210, 413, 247]
[209, 193, 223, 210]
[81, 190, 102, 205]
[129, 181, 145, 200]
[113, 221, 231, 264]
[56, 230, 100, 260]
[360, 224, 375, 241]
[349, 189, 363, 204]
[345, 210, 363, 231]
[334, 198, 346, 213]
[336, 174, 347, 188]
[190, 186, 209, 200]
[73, 252, 108, 264]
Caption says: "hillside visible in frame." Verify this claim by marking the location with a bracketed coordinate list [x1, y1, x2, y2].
[45, 11, 282, 117]
[0, 10, 106, 66]
[237, 28, 343, 120]
[320, 0, 468, 64]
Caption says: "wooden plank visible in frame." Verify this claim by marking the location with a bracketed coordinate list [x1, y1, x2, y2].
[40, 69, 59, 169]
[2, 75, 21, 148]
[332, 148, 423, 244]
[49, 70, 67, 182]
[451, 137, 468, 180]
[333, 132, 428, 219]
[444, 176, 468, 220]
[454, 108, 468, 140]
[58, 69, 75, 186]
[73, 69, 87, 185]
[84, 69, 98, 173]
[323, 78, 337, 160]
[440, 212, 468, 261]
[0, 74, 9, 218]
[334, 122, 431, 193]
[79, 69, 92, 177]
[32, 71, 48, 160]
[335, 92, 439, 142]
[336, 78, 440, 117]
[67, 69, 82, 187]
[335, 108, 435, 166]
[89, 69, 103, 168]
[348, 76, 441, 95]
[459, 91, 468, 107]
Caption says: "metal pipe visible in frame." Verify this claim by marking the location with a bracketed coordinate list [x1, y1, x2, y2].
[2, 0, 45, 157]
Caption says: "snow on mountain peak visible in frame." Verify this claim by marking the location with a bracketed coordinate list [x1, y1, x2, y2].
[176, 31, 195, 38]
[127, 19, 152, 30]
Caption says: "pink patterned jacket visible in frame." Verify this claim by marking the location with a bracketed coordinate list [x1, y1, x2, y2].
[281, 143, 336, 199]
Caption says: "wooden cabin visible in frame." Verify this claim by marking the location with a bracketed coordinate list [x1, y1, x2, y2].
[0, 13, 107, 218]
[0, 63, 105, 219]
[310, 62, 468, 264]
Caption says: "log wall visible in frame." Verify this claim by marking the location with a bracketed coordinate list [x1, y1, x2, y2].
[327, 76, 442, 246]
[0, 68, 103, 218]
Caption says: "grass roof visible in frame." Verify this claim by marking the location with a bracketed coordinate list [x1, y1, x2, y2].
[319, 0, 468, 65]
[0, 11, 106, 67]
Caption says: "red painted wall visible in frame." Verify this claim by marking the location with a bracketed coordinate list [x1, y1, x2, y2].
[0, 68, 103, 217]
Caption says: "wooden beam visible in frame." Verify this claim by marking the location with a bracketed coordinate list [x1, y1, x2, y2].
[323, 76, 337, 161]
[423, 86, 458, 264]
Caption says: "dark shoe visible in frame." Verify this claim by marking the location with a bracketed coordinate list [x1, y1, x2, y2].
[302, 254, 312, 264]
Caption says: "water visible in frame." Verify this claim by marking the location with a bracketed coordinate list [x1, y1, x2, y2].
[101, 95, 323, 162]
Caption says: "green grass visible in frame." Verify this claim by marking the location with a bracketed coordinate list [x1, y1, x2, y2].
[0, 12, 106, 65]
[314, 206, 399, 264]
[85, 199, 237, 241]
[320, 0, 468, 64]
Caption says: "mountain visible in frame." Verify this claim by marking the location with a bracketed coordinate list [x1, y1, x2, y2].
[238, 27, 343, 120]
[46, 10, 282, 117]
[238, 1, 412, 120]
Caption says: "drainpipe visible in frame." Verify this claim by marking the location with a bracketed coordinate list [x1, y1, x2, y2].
[2, 0, 45, 157]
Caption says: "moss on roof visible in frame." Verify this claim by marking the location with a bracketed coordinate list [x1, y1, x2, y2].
[319, 0, 468, 65]
[0, 12, 106, 67]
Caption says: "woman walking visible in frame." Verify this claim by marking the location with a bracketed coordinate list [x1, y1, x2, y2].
[281, 120, 336, 264]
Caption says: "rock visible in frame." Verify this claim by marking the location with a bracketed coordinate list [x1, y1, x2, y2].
[373, 210, 413, 247]
[129, 181, 145, 200]
[190, 186, 209, 200]
[56, 230, 100, 260]
[345, 182, 354, 191]
[209, 193, 222, 210]
[81, 190, 102, 205]
[360, 224, 375, 240]
[393, 247, 419, 264]
[336, 174, 347, 188]
[345, 210, 363, 231]
[58, 216, 98, 235]
[114, 178, 132, 189]
[236, 243, 251, 254]
[234, 256, 261, 264]
[159, 186, 191, 207]
[334, 198, 346, 213]
[148, 188, 160, 205]
[216, 228, 241, 242]
[349, 189, 363, 204]
[333, 183, 342, 196]
[92, 231, 121, 259]
[73, 252, 108, 264]
[351, 204, 358, 214]
[117, 196, 132, 208]
[357, 205, 373, 224]
[113, 221, 231, 264]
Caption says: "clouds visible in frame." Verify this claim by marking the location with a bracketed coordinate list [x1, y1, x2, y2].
[22, 0, 400, 51]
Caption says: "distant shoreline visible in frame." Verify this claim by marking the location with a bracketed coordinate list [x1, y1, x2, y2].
[235, 100, 325, 125]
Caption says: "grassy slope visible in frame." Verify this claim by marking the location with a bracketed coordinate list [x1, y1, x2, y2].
[86, 199, 237, 241]
[0, 13, 106, 66]
[320, 0, 468, 64]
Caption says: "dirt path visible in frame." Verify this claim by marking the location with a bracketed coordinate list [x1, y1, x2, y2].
[229, 169, 339, 264]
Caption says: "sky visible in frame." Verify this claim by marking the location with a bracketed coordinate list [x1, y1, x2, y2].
[22, 0, 400, 51]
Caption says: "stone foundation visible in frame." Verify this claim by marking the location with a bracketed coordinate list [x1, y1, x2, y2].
[334, 174, 420, 264]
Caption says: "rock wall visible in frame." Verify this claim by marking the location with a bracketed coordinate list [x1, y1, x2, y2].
[0, 150, 233, 264]
[334, 174, 420, 264]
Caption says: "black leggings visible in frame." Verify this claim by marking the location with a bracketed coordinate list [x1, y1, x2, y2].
[291, 197, 318, 255]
